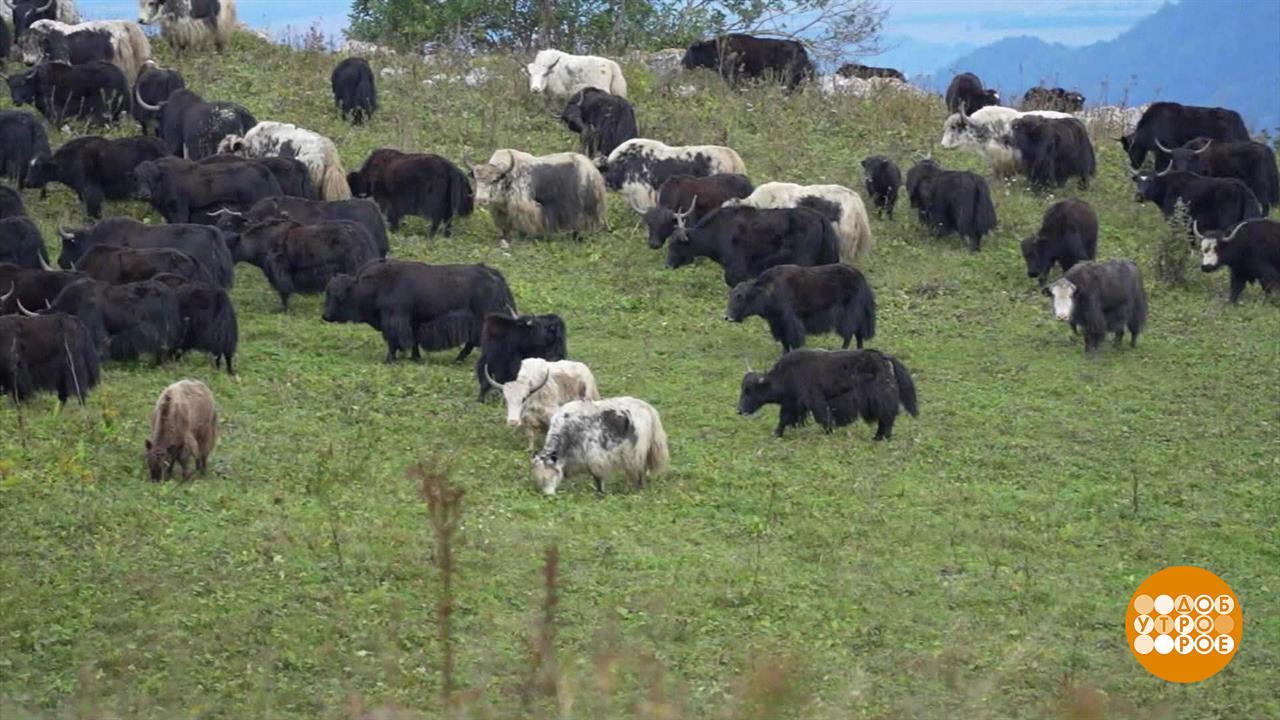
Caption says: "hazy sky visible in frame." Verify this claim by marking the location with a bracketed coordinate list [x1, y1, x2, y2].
[79, 0, 1167, 48]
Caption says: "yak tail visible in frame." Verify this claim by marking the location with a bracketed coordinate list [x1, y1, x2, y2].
[889, 355, 918, 418]
[213, 294, 239, 371]
[856, 274, 877, 343]
[319, 159, 352, 201]
[973, 182, 998, 236]
[644, 406, 670, 475]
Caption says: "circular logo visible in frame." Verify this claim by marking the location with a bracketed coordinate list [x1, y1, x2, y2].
[1126, 566, 1242, 682]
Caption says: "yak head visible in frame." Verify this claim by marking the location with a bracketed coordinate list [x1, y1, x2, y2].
[322, 273, 358, 323]
[55, 226, 93, 268]
[346, 169, 372, 198]
[530, 449, 564, 496]
[1020, 235, 1049, 281]
[487, 359, 552, 427]
[144, 438, 170, 481]
[1044, 277, 1077, 321]
[643, 194, 696, 249]
[737, 369, 781, 416]
[132, 161, 164, 200]
[526, 51, 561, 94]
[23, 153, 57, 190]
[725, 278, 768, 322]
[5, 70, 38, 107]
[1195, 220, 1245, 273]
[1129, 163, 1173, 204]
[939, 109, 988, 149]
[136, 0, 175, 25]
[464, 150, 517, 205]
[1155, 138, 1211, 174]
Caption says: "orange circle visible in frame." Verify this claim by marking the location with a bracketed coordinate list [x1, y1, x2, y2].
[1126, 566, 1242, 683]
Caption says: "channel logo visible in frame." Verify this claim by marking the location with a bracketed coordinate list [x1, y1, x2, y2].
[1126, 566, 1242, 683]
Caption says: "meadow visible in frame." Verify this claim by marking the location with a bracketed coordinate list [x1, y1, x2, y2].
[1, 33, 1277, 719]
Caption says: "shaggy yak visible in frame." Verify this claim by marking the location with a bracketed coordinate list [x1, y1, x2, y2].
[1044, 259, 1147, 356]
[726, 263, 876, 352]
[145, 378, 217, 481]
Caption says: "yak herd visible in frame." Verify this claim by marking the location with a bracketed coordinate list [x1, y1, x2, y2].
[1, 14, 1278, 495]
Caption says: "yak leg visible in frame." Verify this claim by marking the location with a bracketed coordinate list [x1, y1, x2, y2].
[592, 474, 605, 495]
[1228, 274, 1247, 304]
[453, 342, 475, 363]
[874, 416, 895, 441]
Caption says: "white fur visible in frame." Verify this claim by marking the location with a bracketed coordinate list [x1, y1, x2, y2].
[138, 0, 237, 53]
[604, 138, 747, 212]
[727, 181, 873, 262]
[1200, 237, 1220, 269]
[531, 396, 669, 496]
[527, 49, 627, 98]
[940, 106, 1073, 175]
[1049, 279, 1076, 321]
[219, 121, 350, 200]
[497, 358, 600, 449]
[22, 19, 152, 82]
[471, 149, 606, 239]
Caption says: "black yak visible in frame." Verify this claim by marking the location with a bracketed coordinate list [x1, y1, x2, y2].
[1195, 219, 1280, 303]
[331, 57, 377, 124]
[1131, 168, 1263, 233]
[474, 312, 569, 401]
[1121, 102, 1250, 170]
[666, 205, 840, 286]
[149, 274, 239, 373]
[738, 349, 918, 440]
[346, 149, 473, 235]
[46, 277, 184, 363]
[906, 160, 998, 251]
[945, 72, 999, 113]
[0, 311, 100, 405]
[861, 155, 901, 220]
[559, 87, 638, 159]
[1160, 138, 1279, 215]
[1021, 199, 1098, 284]
[0, 217, 50, 269]
[1044, 259, 1147, 356]
[681, 33, 813, 90]
[1011, 115, 1096, 190]
[726, 264, 876, 352]
[642, 173, 754, 249]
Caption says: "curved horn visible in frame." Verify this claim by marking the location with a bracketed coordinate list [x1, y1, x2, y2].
[1156, 160, 1174, 177]
[506, 304, 518, 318]
[482, 363, 505, 390]
[134, 84, 163, 112]
[674, 195, 698, 221]
[1154, 139, 1173, 153]
[524, 368, 551, 399]
[38, 251, 55, 271]
[1194, 139, 1212, 155]
[1222, 221, 1247, 243]
[499, 150, 516, 175]
[1192, 220, 1203, 239]
[1127, 166, 1141, 178]
[207, 207, 243, 217]
[57, 226, 74, 240]
[16, 297, 39, 317]
[743, 357, 754, 373]
[35, 0, 53, 13]
[0, 283, 13, 303]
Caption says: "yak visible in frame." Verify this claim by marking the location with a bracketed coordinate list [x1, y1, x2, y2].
[46, 276, 184, 363]
[681, 34, 812, 90]
[0, 310, 100, 405]
[1160, 138, 1279, 215]
[0, 216, 49, 269]
[489, 357, 599, 451]
[1020, 198, 1098, 285]
[150, 273, 238, 373]
[331, 57, 377, 124]
[1044, 259, 1147, 356]
[467, 149, 606, 243]
[861, 155, 901, 220]
[642, 173, 754, 249]
[145, 379, 218, 481]
[559, 87, 638, 159]
[58, 218, 234, 289]
[1010, 115, 1096, 190]
[347, 149, 473, 234]
[531, 396, 669, 495]
[666, 204, 840, 287]
[475, 312, 568, 401]
[74, 244, 206, 285]
[906, 160, 998, 251]
[726, 264, 876, 352]
[945, 72, 999, 113]
[1121, 102, 1250, 170]
[214, 196, 388, 259]
[1195, 219, 1280, 303]
[1131, 167, 1263, 233]
[24, 135, 167, 218]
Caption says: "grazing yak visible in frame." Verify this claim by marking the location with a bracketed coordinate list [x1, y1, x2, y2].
[1121, 102, 1251, 170]
[134, 156, 282, 224]
[488, 357, 599, 450]
[1160, 138, 1279, 215]
[142, 88, 257, 159]
[738, 349, 918, 440]
[0, 185, 27, 218]
[467, 149, 606, 242]
[836, 63, 905, 82]
[527, 49, 627, 98]
[1010, 115, 1096, 190]
[0, 110, 50, 187]
[322, 259, 517, 363]
[1021, 87, 1085, 113]
[726, 182, 873, 262]
[0, 310, 99, 405]
[1021, 198, 1099, 285]
[861, 155, 901, 220]
[666, 205, 840, 286]
[20, 19, 151, 81]
[131, 61, 185, 135]
[6, 60, 129, 126]
[57, 218, 235, 288]
[46, 276, 184, 363]
[906, 160, 998, 251]
[24, 135, 167, 218]
[0, 216, 49, 268]
[559, 87, 637, 159]
[940, 105, 1074, 175]
[199, 154, 317, 201]
[727, 263, 876, 352]
[218, 121, 351, 201]
[331, 57, 376, 124]
[74, 244, 206, 285]
[150, 274, 238, 372]
[475, 312, 568, 401]
[682, 33, 813, 90]
[1195, 219, 1280, 303]
[1131, 167, 1263, 233]
[945, 72, 999, 113]
[227, 218, 377, 310]
[347, 149, 473, 234]
[1045, 259, 1147, 356]
[600, 138, 747, 212]
[532, 396, 669, 495]
[214, 196, 388, 258]
[0, 262, 84, 314]
[137, 0, 238, 53]
[642, 173, 754, 249]
[146, 379, 217, 482]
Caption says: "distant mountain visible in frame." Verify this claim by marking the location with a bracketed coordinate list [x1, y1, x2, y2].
[924, 0, 1280, 131]
[865, 35, 977, 78]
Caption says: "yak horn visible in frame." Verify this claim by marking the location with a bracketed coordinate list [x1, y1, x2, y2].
[1222, 220, 1247, 243]
[1194, 139, 1212, 155]
[38, 252, 56, 271]
[461, 150, 477, 174]
[743, 357, 754, 373]
[134, 85, 163, 112]
[674, 195, 698, 221]
[0, 283, 13, 303]
[1191, 220, 1203, 239]
[1154, 139, 1172, 153]
[1156, 160, 1174, 177]
[16, 297, 39, 317]
[482, 363, 504, 389]
[207, 207, 242, 217]
[35, 0, 53, 13]
[524, 368, 551, 398]
[506, 304, 518, 318]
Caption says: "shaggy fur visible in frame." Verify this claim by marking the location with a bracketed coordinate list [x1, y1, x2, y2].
[527, 49, 627, 98]
[471, 149, 605, 240]
[1010, 115, 1096, 190]
[642, 173, 754, 248]
[146, 379, 217, 481]
[1197, 219, 1280, 303]
[1045, 259, 1147, 356]
[219, 121, 350, 200]
[600, 138, 747, 212]
[22, 19, 151, 81]
[138, 0, 238, 53]
[906, 160, 999, 251]
[475, 312, 568, 401]
[945, 73, 999, 114]
[726, 263, 877, 351]
[667, 205, 840, 286]
[1021, 198, 1098, 285]
[861, 155, 901, 220]
[494, 357, 599, 450]
[726, 181, 873, 262]
[0, 312, 100, 405]
[940, 106, 1073, 176]
[531, 396, 668, 495]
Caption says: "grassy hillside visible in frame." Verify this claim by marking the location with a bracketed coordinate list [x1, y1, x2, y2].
[1, 34, 1277, 719]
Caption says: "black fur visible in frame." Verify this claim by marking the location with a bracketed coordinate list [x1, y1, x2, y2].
[861, 155, 900, 220]
[836, 63, 905, 81]
[75, 244, 206, 285]
[1021, 87, 1084, 112]
[322, 259, 517, 364]
[150, 274, 239, 373]
[601, 143, 715, 193]
[0, 186, 26, 219]
[156, 89, 257, 159]
[727, 263, 876, 352]
[1021, 198, 1098, 284]
[559, 87, 638, 158]
[133, 156, 283, 224]
[6, 60, 129, 126]
[906, 159, 998, 251]
[48, 277, 184, 364]
[132, 62, 186, 136]
[347, 149, 472, 234]
[0, 110, 51, 187]
[0, 263, 85, 314]
[1198, 219, 1280, 303]
[643, 173, 753, 248]
[945, 73, 999, 113]
[1121, 102, 1250, 170]
[1046, 259, 1147, 356]
[666, 205, 840, 286]
[531, 162, 593, 235]
[36, 26, 113, 66]
[1166, 139, 1279, 215]
[0, 312, 100, 405]
[1011, 115, 1096, 190]
[1132, 170, 1263, 233]
[331, 57, 377, 124]
[681, 33, 814, 89]
[219, 196, 389, 258]
[227, 219, 376, 310]
[737, 349, 918, 440]
[0, 217, 49, 269]
[199, 154, 317, 200]
[474, 313, 568, 401]
[24, 135, 168, 218]
[58, 217, 235, 289]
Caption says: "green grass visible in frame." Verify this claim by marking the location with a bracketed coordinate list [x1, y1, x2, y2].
[2, 34, 1278, 719]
